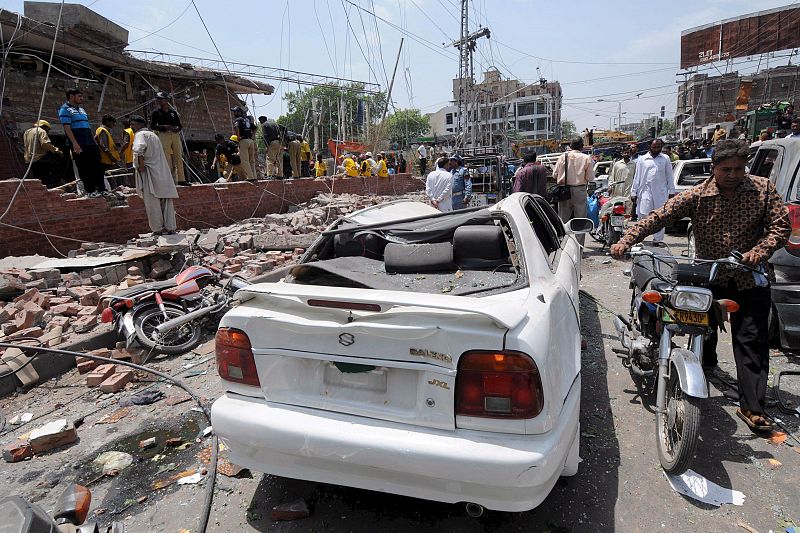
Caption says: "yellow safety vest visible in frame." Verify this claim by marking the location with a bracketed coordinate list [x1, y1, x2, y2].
[315, 161, 327, 177]
[123, 128, 134, 164]
[344, 158, 358, 177]
[95, 126, 119, 165]
[377, 160, 388, 177]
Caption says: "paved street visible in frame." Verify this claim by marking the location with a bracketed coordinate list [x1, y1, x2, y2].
[1, 231, 798, 532]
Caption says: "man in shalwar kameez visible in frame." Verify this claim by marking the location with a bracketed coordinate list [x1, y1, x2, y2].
[130, 115, 179, 235]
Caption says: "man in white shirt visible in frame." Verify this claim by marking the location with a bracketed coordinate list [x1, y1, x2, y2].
[553, 136, 594, 245]
[630, 138, 676, 246]
[425, 157, 453, 212]
[417, 143, 428, 176]
[130, 115, 179, 235]
[788, 119, 800, 138]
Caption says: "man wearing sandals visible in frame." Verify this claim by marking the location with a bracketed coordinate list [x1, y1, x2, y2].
[611, 139, 790, 432]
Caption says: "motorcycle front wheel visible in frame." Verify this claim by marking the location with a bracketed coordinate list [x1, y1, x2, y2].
[133, 303, 202, 356]
[656, 369, 701, 475]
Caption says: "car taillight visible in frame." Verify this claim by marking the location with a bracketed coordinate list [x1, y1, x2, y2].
[100, 308, 114, 323]
[455, 350, 543, 419]
[612, 204, 625, 215]
[786, 204, 800, 257]
[215, 328, 260, 387]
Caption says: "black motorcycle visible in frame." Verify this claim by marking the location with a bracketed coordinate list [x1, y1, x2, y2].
[614, 245, 767, 474]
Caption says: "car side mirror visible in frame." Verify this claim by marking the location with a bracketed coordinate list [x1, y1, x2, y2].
[566, 218, 594, 234]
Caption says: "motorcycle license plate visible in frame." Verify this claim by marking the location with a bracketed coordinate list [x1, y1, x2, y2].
[662, 309, 709, 326]
[611, 215, 625, 227]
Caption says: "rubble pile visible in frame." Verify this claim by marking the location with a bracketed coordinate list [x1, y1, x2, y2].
[0, 191, 425, 354]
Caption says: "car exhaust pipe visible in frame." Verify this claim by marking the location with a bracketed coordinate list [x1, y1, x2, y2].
[614, 316, 630, 349]
[154, 302, 224, 335]
[465, 503, 484, 518]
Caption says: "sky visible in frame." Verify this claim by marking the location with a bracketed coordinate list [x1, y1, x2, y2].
[6, 0, 799, 130]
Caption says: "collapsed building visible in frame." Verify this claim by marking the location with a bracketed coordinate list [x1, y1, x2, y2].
[0, 1, 274, 181]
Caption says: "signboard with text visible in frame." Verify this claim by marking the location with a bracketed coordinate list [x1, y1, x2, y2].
[680, 4, 800, 70]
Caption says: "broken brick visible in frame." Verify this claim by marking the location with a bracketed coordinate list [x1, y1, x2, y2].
[98, 370, 134, 393]
[8, 326, 43, 339]
[12, 287, 41, 304]
[77, 360, 101, 374]
[3, 440, 33, 463]
[52, 303, 81, 317]
[71, 315, 97, 333]
[29, 419, 78, 454]
[271, 499, 310, 521]
[86, 364, 117, 387]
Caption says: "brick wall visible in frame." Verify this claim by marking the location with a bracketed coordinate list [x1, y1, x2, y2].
[0, 174, 424, 256]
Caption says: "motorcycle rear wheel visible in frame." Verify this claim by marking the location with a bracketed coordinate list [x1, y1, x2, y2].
[656, 369, 701, 474]
[133, 303, 202, 356]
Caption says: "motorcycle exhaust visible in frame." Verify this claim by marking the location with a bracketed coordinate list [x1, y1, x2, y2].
[154, 302, 225, 335]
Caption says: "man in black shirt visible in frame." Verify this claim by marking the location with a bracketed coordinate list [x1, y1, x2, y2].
[150, 92, 187, 185]
[211, 133, 242, 182]
[231, 107, 256, 180]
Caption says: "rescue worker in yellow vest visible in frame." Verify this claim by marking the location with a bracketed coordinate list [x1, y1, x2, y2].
[95, 114, 120, 174]
[299, 137, 312, 177]
[315, 154, 327, 177]
[376, 153, 389, 177]
[120, 116, 134, 170]
[150, 91, 187, 185]
[342, 153, 358, 177]
[359, 154, 371, 176]
[23, 119, 63, 187]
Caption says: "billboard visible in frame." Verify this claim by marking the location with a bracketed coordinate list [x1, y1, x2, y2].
[680, 3, 800, 70]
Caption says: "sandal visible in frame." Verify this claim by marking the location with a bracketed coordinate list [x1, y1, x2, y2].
[736, 408, 774, 431]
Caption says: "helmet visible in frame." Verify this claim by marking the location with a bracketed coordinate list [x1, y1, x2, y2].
[34, 120, 51, 129]
[230, 106, 243, 115]
[155, 91, 170, 99]
[230, 135, 239, 142]
[365, 151, 373, 157]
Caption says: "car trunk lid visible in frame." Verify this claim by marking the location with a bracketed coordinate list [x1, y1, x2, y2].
[235, 283, 520, 430]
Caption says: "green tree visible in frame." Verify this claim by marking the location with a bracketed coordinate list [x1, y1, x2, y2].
[381, 109, 430, 147]
[659, 118, 676, 136]
[277, 84, 386, 146]
[561, 120, 576, 140]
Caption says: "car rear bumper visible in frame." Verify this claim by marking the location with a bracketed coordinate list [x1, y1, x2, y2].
[211, 376, 580, 512]
[771, 283, 800, 349]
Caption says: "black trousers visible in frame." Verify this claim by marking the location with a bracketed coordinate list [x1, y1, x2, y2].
[419, 157, 427, 176]
[301, 160, 310, 177]
[73, 144, 105, 193]
[703, 283, 771, 413]
[30, 153, 64, 187]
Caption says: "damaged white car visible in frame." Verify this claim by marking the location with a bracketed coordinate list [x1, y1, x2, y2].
[211, 194, 588, 513]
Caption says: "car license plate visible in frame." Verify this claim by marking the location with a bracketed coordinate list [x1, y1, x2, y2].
[611, 215, 625, 227]
[662, 309, 709, 326]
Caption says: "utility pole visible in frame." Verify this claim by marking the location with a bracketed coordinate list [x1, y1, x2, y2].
[451, 0, 490, 149]
[382, 38, 404, 123]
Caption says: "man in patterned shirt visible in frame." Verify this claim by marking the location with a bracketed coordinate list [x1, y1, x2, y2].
[611, 139, 790, 431]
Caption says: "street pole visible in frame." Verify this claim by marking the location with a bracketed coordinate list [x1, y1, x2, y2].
[381, 38, 404, 123]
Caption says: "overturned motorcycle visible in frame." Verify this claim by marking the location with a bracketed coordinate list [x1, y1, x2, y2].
[614, 245, 768, 474]
[100, 236, 250, 358]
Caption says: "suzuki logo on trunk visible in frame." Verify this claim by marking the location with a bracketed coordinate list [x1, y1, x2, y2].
[338, 333, 355, 346]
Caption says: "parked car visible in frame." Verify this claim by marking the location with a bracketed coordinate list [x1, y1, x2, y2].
[688, 139, 800, 349]
[668, 158, 712, 232]
[593, 160, 613, 178]
[672, 158, 712, 193]
[211, 195, 589, 513]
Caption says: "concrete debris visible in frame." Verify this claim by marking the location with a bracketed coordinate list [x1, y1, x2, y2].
[139, 437, 157, 450]
[29, 419, 78, 454]
[9, 412, 33, 425]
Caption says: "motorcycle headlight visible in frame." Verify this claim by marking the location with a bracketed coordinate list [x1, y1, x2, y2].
[670, 288, 712, 312]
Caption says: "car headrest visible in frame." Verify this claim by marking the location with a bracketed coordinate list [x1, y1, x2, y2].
[453, 225, 509, 269]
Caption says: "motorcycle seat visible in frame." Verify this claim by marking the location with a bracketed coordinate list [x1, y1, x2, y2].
[632, 247, 676, 291]
[114, 279, 178, 297]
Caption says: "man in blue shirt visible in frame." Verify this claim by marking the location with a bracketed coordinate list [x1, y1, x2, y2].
[59, 88, 105, 196]
[449, 154, 472, 210]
